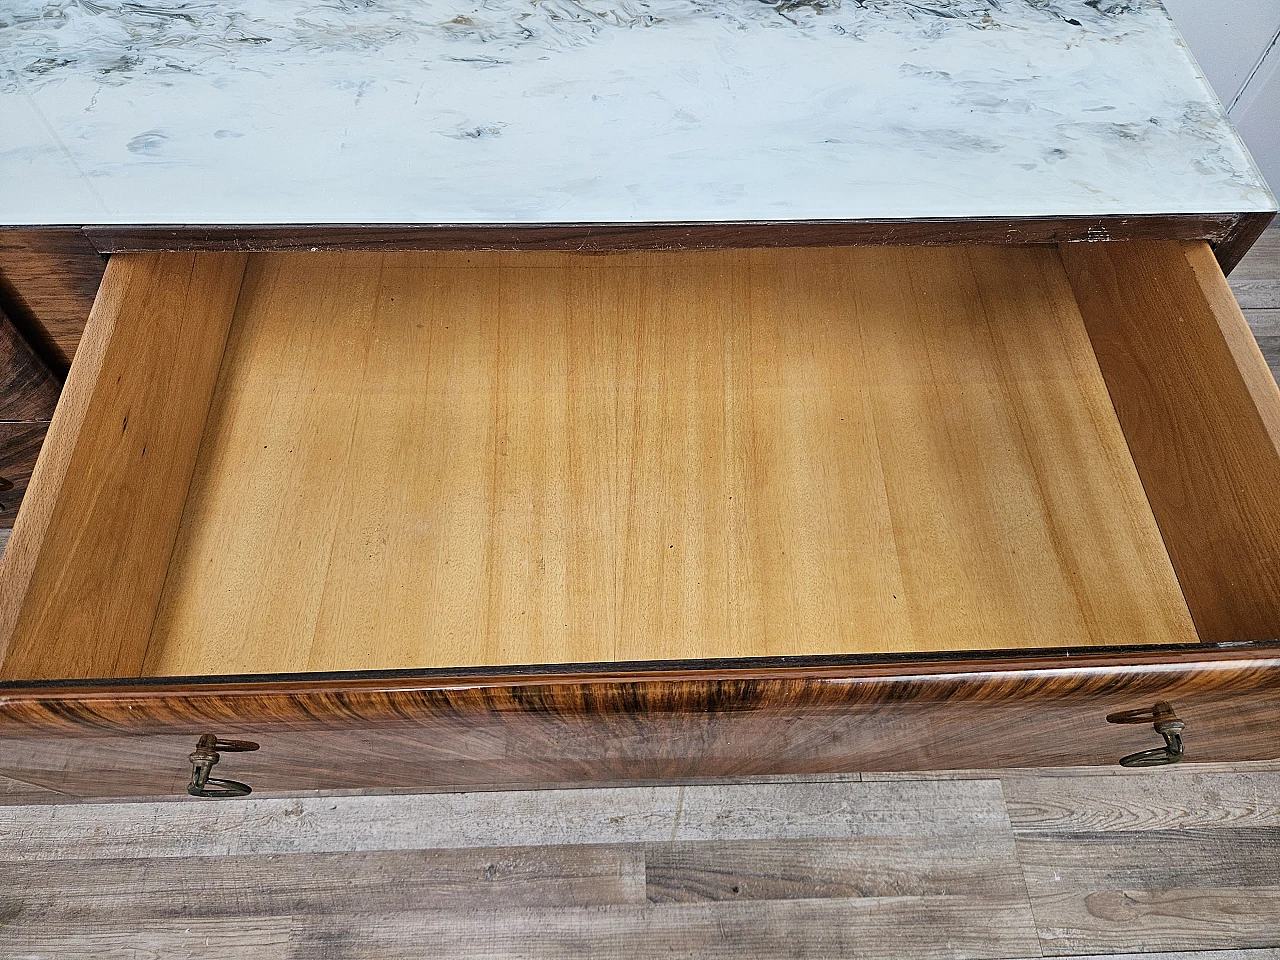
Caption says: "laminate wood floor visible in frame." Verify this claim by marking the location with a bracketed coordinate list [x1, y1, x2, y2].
[1234, 227, 1280, 379]
[1, 233, 1278, 958]
[2, 768, 1280, 958]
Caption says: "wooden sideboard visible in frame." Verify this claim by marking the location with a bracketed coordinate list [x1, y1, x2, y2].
[0, 0, 1277, 799]
[1, 240, 1279, 799]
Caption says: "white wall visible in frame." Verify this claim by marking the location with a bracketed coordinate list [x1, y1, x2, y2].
[1165, 0, 1280, 195]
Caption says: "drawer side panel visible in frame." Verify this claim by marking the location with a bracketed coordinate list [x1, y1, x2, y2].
[1064, 240, 1280, 644]
[0, 253, 248, 680]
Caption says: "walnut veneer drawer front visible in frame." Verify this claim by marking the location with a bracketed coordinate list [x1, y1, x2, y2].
[1, 242, 1278, 800]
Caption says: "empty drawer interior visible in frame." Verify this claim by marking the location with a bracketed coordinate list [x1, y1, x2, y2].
[3, 242, 1280, 681]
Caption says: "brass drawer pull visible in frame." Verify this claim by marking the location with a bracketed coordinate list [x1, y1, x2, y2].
[187, 733, 259, 798]
[1107, 701, 1186, 767]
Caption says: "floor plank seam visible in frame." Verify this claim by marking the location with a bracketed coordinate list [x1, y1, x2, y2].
[1000, 777, 1049, 960]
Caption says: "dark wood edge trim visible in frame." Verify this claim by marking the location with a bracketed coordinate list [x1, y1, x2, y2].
[1, 640, 1276, 699]
[77, 213, 1267, 254]
[1214, 210, 1277, 274]
[3, 655, 1278, 732]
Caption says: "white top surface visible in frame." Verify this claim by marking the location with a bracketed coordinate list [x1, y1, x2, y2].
[0, 0, 1274, 226]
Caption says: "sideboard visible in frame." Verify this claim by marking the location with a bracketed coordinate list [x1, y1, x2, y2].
[0, 0, 1276, 799]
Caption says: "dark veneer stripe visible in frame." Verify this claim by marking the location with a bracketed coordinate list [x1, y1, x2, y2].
[80, 213, 1269, 271]
[1, 643, 1278, 732]
[1215, 212, 1277, 274]
[1, 639, 1275, 691]
[3, 646, 1277, 787]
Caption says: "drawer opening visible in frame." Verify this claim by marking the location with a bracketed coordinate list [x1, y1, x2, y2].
[3, 242, 1280, 682]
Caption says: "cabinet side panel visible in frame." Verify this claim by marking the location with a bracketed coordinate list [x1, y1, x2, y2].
[0, 307, 60, 525]
[0, 423, 51, 528]
[1212, 211, 1276, 275]
[1062, 240, 1280, 643]
[0, 253, 248, 680]
[0, 306, 60, 422]
[0, 227, 106, 372]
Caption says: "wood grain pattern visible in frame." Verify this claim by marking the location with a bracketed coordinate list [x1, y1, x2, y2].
[1246, 313, 1280, 336]
[1245, 311, 1279, 334]
[0, 771, 60, 802]
[0, 309, 59, 423]
[1019, 833, 1280, 955]
[1232, 226, 1280, 311]
[142, 246, 1193, 677]
[0, 423, 50, 527]
[1212, 212, 1278, 277]
[867, 759, 1280, 782]
[1064, 241, 1280, 644]
[0, 917, 294, 960]
[1043, 954, 1280, 959]
[1186, 243, 1280, 452]
[671, 778, 1007, 840]
[0, 312, 59, 527]
[1004, 771, 1280, 832]
[20, 909, 1272, 960]
[1028, 886, 1280, 956]
[0, 253, 248, 680]
[1232, 226, 1279, 412]
[2, 241, 1279, 796]
[0, 309, 58, 526]
[0, 782, 679, 854]
[4, 770, 1280, 959]
[1, 646, 1278, 796]
[0, 309, 60, 526]
[644, 836, 1024, 902]
[1020, 828, 1280, 888]
[1010, 762, 1280, 956]
[294, 897, 1041, 959]
[1, 846, 647, 920]
[0, 215, 1257, 395]
[0, 228, 106, 372]
[0, 779, 1004, 859]
[1258, 337, 1280, 382]
[80, 213, 1259, 263]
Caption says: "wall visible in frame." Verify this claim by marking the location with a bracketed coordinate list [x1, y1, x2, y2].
[1165, 0, 1280, 195]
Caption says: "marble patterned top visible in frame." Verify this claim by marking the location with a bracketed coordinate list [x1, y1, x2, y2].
[0, 0, 1274, 226]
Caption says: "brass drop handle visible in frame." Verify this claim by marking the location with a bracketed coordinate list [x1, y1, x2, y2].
[1106, 701, 1186, 767]
[187, 734, 259, 798]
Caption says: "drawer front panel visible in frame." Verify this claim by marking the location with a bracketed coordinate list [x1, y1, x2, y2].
[2, 650, 1277, 800]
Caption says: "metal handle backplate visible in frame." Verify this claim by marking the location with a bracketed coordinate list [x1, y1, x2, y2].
[188, 734, 259, 798]
[1107, 701, 1186, 767]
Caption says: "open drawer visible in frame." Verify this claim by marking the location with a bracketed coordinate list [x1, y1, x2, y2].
[1, 241, 1278, 799]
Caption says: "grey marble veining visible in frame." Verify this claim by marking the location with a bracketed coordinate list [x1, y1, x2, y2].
[0, 0, 1273, 225]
